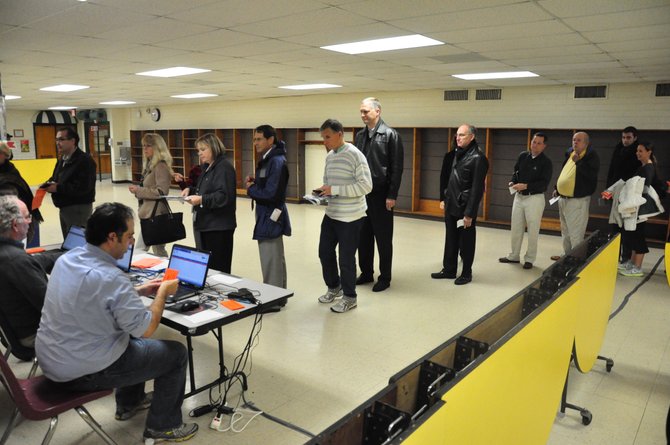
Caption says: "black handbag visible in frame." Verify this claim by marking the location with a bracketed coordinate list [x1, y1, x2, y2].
[140, 198, 186, 246]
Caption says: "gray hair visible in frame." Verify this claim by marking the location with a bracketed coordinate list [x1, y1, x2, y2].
[0, 195, 21, 234]
[362, 97, 381, 111]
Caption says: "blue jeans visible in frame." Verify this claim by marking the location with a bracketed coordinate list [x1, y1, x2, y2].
[319, 215, 363, 298]
[61, 338, 187, 431]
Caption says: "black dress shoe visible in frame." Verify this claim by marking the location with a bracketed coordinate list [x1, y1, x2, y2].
[372, 281, 390, 292]
[355, 275, 374, 285]
[454, 275, 472, 285]
[498, 257, 520, 264]
[523, 262, 533, 269]
[431, 269, 456, 279]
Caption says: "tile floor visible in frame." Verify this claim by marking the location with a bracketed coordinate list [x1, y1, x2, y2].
[0, 180, 668, 444]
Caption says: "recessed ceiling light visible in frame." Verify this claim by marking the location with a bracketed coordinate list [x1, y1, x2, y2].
[278, 83, 342, 90]
[40, 84, 89, 92]
[321, 34, 443, 55]
[99, 100, 136, 105]
[4, 95, 21, 100]
[452, 71, 539, 80]
[170, 93, 219, 99]
[48, 106, 78, 110]
[136, 67, 211, 78]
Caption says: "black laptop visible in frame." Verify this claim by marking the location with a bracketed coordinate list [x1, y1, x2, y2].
[116, 243, 134, 272]
[165, 244, 211, 303]
[58, 225, 87, 252]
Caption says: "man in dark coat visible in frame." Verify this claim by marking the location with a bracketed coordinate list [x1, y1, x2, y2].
[432, 124, 489, 285]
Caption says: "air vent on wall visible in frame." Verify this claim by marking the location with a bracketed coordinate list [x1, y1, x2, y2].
[656, 83, 670, 97]
[574, 85, 607, 98]
[475, 89, 501, 100]
[444, 90, 469, 101]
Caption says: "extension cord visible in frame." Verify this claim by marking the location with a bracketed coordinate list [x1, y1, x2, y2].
[209, 414, 223, 430]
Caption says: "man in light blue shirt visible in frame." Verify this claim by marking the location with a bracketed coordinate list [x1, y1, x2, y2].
[35, 202, 198, 443]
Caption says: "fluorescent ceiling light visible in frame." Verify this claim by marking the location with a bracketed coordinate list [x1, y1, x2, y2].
[278, 83, 341, 90]
[452, 71, 539, 80]
[48, 106, 78, 110]
[136, 67, 211, 78]
[171, 93, 219, 99]
[322, 34, 443, 55]
[4, 95, 21, 100]
[100, 100, 136, 105]
[40, 84, 89, 92]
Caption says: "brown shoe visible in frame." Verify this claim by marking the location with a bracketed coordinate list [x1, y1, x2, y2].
[523, 262, 533, 269]
[550, 255, 561, 261]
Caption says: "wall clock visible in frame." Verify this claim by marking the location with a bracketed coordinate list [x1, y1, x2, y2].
[150, 107, 161, 122]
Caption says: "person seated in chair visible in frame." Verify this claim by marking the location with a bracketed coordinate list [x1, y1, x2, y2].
[0, 195, 61, 348]
[35, 202, 198, 442]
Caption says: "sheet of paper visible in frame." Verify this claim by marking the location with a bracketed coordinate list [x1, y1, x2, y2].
[185, 309, 224, 323]
[132, 253, 169, 271]
[208, 273, 242, 285]
[508, 186, 517, 195]
[549, 196, 560, 206]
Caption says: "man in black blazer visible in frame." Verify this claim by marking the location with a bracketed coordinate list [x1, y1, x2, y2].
[44, 127, 96, 237]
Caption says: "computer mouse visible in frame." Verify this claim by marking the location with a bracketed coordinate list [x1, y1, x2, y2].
[178, 300, 200, 313]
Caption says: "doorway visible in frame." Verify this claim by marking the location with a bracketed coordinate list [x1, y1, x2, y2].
[85, 122, 111, 179]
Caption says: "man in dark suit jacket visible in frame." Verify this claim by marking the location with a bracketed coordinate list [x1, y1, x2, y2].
[432, 124, 489, 285]
[44, 127, 96, 238]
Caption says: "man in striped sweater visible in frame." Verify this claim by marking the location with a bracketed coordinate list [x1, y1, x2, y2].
[315, 119, 373, 313]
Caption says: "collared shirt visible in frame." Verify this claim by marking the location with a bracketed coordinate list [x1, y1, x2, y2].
[512, 151, 553, 195]
[35, 244, 151, 382]
[556, 149, 586, 197]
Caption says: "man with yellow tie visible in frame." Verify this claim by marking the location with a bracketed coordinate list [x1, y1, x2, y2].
[551, 131, 600, 260]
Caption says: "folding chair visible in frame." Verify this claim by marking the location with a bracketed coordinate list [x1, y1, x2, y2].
[0, 352, 117, 445]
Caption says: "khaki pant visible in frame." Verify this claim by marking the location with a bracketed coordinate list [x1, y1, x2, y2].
[507, 193, 545, 263]
[558, 196, 591, 254]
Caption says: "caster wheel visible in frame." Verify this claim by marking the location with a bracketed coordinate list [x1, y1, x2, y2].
[581, 410, 592, 426]
[606, 359, 614, 373]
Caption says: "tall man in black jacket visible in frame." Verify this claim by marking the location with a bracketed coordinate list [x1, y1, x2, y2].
[44, 127, 97, 238]
[354, 97, 404, 292]
[432, 124, 489, 285]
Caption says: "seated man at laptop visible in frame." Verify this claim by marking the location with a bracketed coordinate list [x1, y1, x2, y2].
[0, 195, 61, 348]
[35, 202, 198, 442]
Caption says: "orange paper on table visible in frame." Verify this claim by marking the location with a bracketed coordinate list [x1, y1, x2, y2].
[32, 188, 47, 210]
[131, 257, 163, 269]
[163, 268, 179, 281]
[25, 247, 45, 254]
[221, 300, 245, 311]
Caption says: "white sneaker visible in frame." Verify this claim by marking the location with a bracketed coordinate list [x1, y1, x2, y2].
[617, 260, 632, 271]
[318, 286, 342, 303]
[619, 266, 643, 277]
[330, 296, 357, 313]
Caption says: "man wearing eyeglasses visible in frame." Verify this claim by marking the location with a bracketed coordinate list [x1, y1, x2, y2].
[43, 127, 97, 237]
[0, 195, 61, 347]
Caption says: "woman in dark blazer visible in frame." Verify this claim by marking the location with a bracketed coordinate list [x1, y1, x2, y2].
[182, 133, 236, 273]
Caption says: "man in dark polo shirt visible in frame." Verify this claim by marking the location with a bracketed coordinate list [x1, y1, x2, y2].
[499, 132, 553, 269]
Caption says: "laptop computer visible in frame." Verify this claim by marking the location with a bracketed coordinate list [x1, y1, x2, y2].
[59, 225, 87, 252]
[116, 243, 134, 272]
[165, 244, 211, 303]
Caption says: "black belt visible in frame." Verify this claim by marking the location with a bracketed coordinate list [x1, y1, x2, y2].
[519, 191, 542, 196]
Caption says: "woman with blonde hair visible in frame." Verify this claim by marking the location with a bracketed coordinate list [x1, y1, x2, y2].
[129, 133, 173, 256]
[182, 133, 236, 273]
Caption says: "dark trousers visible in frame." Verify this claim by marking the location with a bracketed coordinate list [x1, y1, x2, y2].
[198, 229, 234, 274]
[443, 213, 477, 277]
[358, 190, 394, 283]
[610, 223, 632, 261]
[62, 338, 187, 431]
[319, 215, 363, 298]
